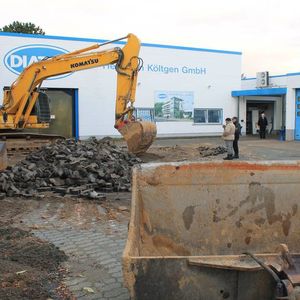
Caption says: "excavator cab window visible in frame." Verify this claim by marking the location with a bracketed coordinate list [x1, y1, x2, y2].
[35, 92, 51, 123]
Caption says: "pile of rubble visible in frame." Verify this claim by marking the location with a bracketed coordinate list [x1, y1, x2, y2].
[0, 138, 141, 199]
[198, 145, 227, 157]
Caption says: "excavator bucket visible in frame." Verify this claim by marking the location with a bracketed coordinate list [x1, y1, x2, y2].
[118, 121, 157, 154]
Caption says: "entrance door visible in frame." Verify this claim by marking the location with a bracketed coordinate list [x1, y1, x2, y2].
[246, 111, 252, 134]
[251, 109, 259, 134]
[295, 89, 300, 140]
[43, 89, 74, 137]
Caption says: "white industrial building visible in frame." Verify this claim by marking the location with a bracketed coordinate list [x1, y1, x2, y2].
[0, 32, 299, 141]
[0, 32, 241, 139]
[232, 73, 300, 140]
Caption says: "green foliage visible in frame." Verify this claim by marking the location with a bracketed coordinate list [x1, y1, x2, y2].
[0, 21, 45, 35]
[154, 102, 163, 117]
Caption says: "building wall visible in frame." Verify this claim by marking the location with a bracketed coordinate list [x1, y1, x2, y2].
[242, 76, 287, 89]
[241, 73, 300, 140]
[286, 75, 300, 139]
[0, 32, 241, 138]
[238, 96, 247, 134]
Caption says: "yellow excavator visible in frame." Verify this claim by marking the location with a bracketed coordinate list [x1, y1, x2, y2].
[0, 33, 156, 156]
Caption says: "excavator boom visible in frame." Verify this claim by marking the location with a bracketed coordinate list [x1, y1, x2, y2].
[0, 34, 156, 154]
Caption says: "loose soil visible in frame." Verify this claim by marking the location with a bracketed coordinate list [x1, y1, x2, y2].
[0, 223, 71, 300]
[138, 144, 226, 163]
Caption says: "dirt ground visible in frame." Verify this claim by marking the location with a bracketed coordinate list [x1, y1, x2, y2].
[138, 144, 226, 162]
[0, 194, 131, 300]
[1, 136, 300, 299]
[0, 223, 71, 300]
[0, 192, 132, 298]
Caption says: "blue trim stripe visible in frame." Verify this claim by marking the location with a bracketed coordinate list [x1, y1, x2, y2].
[295, 88, 300, 140]
[242, 72, 300, 81]
[0, 32, 242, 55]
[74, 89, 79, 140]
[287, 72, 300, 76]
[270, 74, 289, 78]
[232, 88, 287, 97]
[242, 77, 256, 81]
[141, 42, 241, 55]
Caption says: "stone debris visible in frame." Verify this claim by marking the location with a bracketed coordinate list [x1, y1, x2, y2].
[0, 138, 141, 199]
[198, 145, 227, 157]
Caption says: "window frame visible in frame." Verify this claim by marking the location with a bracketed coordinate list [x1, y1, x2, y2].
[133, 107, 155, 122]
[193, 108, 223, 125]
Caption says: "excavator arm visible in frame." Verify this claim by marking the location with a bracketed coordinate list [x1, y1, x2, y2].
[0, 34, 156, 153]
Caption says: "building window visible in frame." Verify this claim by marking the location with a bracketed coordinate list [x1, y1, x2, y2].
[194, 109, 207, 123]
[133, 108, 155, 122]
[194, 109, 222, 124]
[208, 109, 222, 123]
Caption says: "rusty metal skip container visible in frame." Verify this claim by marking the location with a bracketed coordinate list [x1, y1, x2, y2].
[123, 161, 300, 300]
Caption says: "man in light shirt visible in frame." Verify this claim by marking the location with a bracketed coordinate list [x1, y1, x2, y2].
[222, 117, 235, 160]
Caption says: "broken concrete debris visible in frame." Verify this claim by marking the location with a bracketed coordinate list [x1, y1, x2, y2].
[198, 145, 226, 157]
[0, 138, 141, 199]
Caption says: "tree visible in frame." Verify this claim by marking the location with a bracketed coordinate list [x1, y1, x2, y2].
[154, 102, 164, 118]
[0, 21, 45, 35]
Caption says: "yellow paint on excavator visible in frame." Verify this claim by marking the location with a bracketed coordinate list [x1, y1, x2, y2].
[118, 121, 156, 154]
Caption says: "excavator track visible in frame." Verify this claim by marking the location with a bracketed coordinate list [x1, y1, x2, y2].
[0, 133, 63, 151]
[6, 139, 54, 152]
[0, 133, 64, 168]
[0, 132, 65, 140]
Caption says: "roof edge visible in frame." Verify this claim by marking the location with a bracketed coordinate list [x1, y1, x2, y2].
[232, 88, 287, 97]
[242, 72, 300, 81]
[0, 32, 242, 55]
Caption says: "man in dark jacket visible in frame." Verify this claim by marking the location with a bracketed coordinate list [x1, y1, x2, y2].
[232, 117, 241, 159]
[258, 111, 268, 139]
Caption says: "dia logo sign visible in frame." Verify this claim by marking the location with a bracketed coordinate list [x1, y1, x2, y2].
[4, 44, 70, 79]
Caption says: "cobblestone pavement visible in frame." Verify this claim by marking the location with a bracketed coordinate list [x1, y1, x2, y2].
[20, 194, 132, 300]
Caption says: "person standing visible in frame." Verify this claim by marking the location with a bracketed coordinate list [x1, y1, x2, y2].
[232, 117, 242, 159]
[222, 117, 235, 160]
[258, 111, 268, 139]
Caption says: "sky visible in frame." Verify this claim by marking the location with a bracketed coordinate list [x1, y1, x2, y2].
[1, 0, 299, 77]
